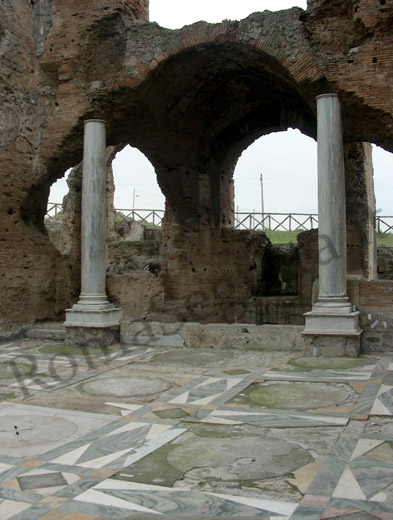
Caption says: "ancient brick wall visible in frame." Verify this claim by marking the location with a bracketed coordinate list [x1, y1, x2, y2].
[344, 141, 377, 280]
[1, 0, 393, 332]
[348, 277, 393, 351]
[0, 0, 67, 333]
[0, 0, 148, 333]
[378, 246, 393, 280]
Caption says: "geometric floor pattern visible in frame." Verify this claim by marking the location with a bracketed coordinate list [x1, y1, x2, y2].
[0, 339, 392, 518]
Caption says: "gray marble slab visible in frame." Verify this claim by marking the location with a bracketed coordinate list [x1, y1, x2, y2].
[5, 504, 52, 520]
[307, 437, 358, 496]
[289, 504, 325, 519]
[353, 382, 382, 415]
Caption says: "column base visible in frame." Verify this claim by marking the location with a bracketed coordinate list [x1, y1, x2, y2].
[64, 325, 120, 348]
[302, 333, 362, 358]
[64, 306, 123, 347]
[303, 305, 362, 357]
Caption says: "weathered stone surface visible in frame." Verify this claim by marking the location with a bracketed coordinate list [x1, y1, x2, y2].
[120, 321, 305, 350]
[81, 375, 172, 397]
[262, 243, 299, 296]
[1, 0, 393, 332]
[297, 229, 319, 305]
[344, 141, 377, 280]
[65, 325, 120, 347]
[378, 246, 393, 280]
[107, 272, 164, 318]
[304, 334, 362, 358]
[231, 381, 355, 409]
[246, 296, 308, 325]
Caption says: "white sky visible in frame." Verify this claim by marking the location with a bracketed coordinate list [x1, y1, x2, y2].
[50, 0, 393, 215]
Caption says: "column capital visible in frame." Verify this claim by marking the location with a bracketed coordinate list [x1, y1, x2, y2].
[84, 119, 106, 125]
[316, 93, 339, 100]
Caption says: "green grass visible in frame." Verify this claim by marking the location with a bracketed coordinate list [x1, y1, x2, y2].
[377, 232, 393, 247]
[263, 230, 393, 246]
[263, 230, 301, 244]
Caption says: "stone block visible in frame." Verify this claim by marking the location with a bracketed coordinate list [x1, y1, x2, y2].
[65, 325, 120, 347]
[303, 334, 362, 358]
[120, 321, 306, 351]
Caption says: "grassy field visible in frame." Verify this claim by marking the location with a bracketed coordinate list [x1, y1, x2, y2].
[264, 229, 393, 246]
[264, 230, 300, 244]
[377, 232, 393, 246]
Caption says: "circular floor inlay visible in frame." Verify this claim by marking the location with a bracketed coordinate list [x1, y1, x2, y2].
[149, 349, 233, 367]
[167, 436, 311, 480]
[81, 376, 172, 397]
[0, 415, 78, 448]
[249, 382, 352, 409]
[288, 357, 375, 370]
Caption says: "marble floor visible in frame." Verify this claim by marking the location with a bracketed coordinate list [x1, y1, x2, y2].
[0, 338, 392, 519]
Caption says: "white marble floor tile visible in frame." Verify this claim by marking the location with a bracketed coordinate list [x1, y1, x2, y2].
[0, 464, 14, 473]
[102, 421, 149, 438]
[105, 402, 144, 413]
[350, 439, 385, 462]
[78, 447, 132, 469]
[190, 392, 224, 405]
[168, 390, 190, 404]
[0, 499, 31, 520]
[51, 444, 90, 466]
[75, 488, 162, 514]
[145, 423, 173, 441]
[370, 399, 392, 416]
[194, 378, 223, 388]
[206, 492, 298, 516]
[96, 480, 174, 491]
[332, 467, 367, 500]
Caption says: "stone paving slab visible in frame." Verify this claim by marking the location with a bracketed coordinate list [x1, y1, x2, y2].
[0, 339, 392, 518]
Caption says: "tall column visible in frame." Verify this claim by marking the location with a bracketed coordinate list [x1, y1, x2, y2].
[78, 120, 109, 307]
[64, 120, 122, 346]
[316, 94, 350, 310]
[303, 94, 362, 357]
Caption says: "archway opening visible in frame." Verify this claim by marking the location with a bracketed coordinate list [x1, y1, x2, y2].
[233, 129, 317, 243]
[373, 145, 393, 281]
[112, 144, 164, 216]
[373, 145, 393, 240]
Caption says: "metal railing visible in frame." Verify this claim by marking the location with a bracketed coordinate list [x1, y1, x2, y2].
[45, 203, 393, 234]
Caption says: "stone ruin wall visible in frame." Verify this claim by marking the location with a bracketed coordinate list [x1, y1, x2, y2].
[1, 0, 393, 336]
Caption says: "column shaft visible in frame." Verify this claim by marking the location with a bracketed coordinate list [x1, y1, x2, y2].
[317, 94, 347, 301]
[78, 119, 109, 306]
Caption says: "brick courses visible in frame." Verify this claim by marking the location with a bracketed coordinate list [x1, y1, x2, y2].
[0, 0, 392, 332]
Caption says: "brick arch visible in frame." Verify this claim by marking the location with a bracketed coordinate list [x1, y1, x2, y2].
[3, 0, 393, 328]
[117, 40, 318, 234]
[24, 18, 320, 230]
[29, 3, 393, 197]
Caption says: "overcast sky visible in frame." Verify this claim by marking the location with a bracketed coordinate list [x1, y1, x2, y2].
[50, 0, 392, 215]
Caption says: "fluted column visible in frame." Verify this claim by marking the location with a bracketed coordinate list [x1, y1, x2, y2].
[303, 94, 362, 357]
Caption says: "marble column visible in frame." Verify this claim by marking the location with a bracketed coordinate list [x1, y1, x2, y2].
[303, 94, 362, 357]
[64, 120, 122, 346]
